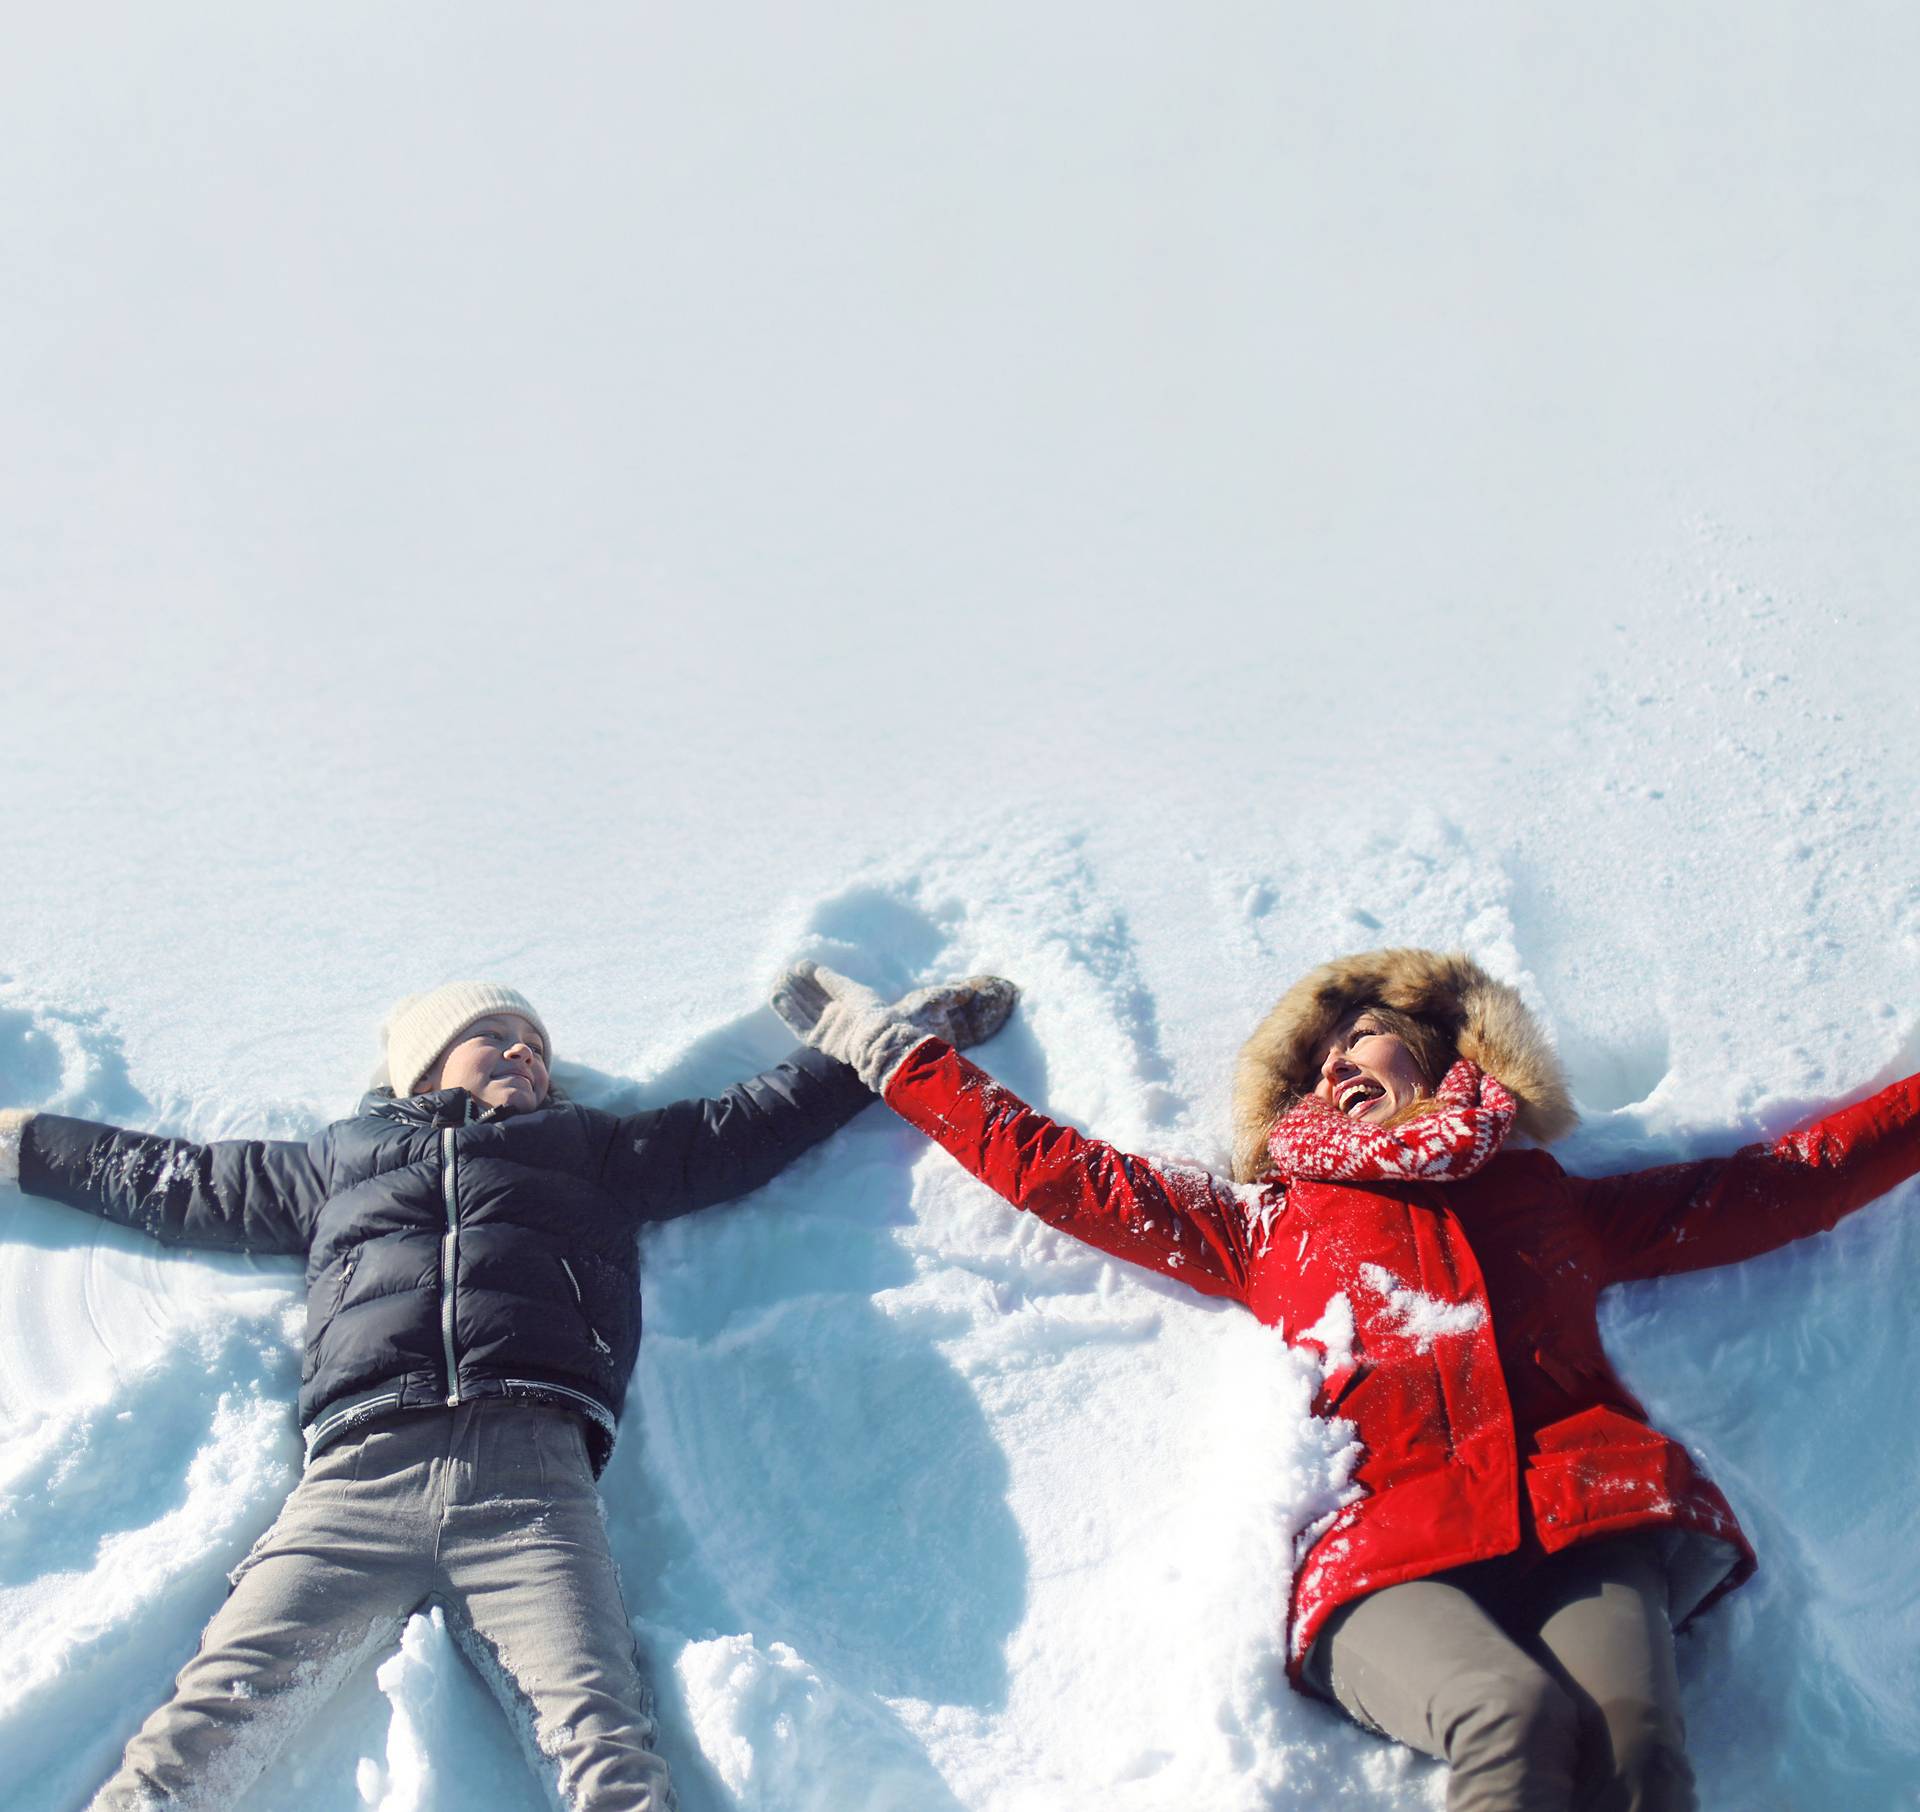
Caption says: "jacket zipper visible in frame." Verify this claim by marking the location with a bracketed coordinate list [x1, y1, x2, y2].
[439, 1126, 462, 1405]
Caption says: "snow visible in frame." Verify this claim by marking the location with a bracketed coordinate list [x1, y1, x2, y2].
[1356, 1265, 1487, 1355]
[3, 3, 1920, 1807]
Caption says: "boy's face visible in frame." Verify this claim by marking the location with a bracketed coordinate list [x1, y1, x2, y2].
[425, 1014, 550, 1112]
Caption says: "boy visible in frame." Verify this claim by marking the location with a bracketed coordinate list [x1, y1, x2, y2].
[0, 973, 1012, 1810]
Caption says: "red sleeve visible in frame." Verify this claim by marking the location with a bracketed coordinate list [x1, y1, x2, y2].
[1577, 1071, 1920, 1283]
[883, 1039, 1253, 1303]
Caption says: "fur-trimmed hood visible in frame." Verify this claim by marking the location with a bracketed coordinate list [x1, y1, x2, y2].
[1231, 948, 1577, 1181]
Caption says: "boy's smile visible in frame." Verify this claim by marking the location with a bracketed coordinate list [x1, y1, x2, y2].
[425, 1014, 551, 1110]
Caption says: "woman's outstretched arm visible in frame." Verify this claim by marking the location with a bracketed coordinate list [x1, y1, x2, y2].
[1576, 1069, 1920, 1283]
[884, 1038, 1254, 1301]
[772, 963, 1254, 1301]
[1, 1105, 323, 1254]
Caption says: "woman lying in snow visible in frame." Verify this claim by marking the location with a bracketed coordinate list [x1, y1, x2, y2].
[773, 948, 1920, 1812]
[0, 975, 1011, 1812]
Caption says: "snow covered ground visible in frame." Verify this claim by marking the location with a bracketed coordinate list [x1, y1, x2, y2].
[4, 5, 1919, 1808]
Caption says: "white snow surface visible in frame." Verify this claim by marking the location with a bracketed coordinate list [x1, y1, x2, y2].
[4, 5, 1920, 1808]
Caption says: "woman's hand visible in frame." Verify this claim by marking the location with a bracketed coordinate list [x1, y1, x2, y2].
[771, 961, 1016, 1092]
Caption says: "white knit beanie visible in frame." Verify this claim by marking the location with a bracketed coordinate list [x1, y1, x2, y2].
[382, 982, 552, 1098]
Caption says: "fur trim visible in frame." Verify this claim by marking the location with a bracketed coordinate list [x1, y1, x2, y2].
[1231, 948, 1577, 1181]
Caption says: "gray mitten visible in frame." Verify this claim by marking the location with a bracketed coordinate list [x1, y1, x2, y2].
[771, 961, 1017, 1092]
[0, 1108, 32, 1186]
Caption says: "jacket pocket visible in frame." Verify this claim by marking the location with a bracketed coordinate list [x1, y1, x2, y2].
[303, 1249, 361, 1382]
[559, 1257, 614, 1361]
[1312, 1358, 1373, 1420]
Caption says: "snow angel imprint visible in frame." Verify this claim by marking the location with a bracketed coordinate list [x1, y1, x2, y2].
[771, 946, 1920, 1812]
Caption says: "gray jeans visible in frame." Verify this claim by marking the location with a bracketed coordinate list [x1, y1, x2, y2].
[1304, 1534, 1696, 1812]
[88, 1402, 675, 1812]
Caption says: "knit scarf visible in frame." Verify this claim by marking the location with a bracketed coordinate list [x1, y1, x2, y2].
[1267, 1058, 1516, 1183]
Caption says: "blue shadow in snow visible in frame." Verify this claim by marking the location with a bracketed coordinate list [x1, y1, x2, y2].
[0, 1006, 64, 1103]
[0, 999, 153, 1124]
[563, 986, 1027, 1730]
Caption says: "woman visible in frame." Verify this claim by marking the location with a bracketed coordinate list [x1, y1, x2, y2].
[772, 947, 1920, 1812]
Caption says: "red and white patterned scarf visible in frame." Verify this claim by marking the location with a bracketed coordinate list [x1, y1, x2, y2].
[1267, 1058, 1516, 1183]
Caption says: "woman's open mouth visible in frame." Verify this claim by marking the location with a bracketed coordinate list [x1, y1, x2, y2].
[1337, 1079, 1385, 1116]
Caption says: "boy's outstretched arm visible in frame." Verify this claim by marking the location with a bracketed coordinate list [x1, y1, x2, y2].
[602, 1047, 872, 1221]
[0, 1105, 322, 1254]
[605, 971, 1017, 1221]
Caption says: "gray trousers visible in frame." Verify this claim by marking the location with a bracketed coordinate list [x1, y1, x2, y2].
[88, 1403, 675, 1812]
[1304, 1534, 1696, 1812]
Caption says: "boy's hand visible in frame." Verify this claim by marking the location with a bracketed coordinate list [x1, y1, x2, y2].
[0, 1108, 32, 1187]
[771, 962, 1016, 1092]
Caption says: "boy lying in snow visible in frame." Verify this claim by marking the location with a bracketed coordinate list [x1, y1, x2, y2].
[0, 975, 1012, 1812]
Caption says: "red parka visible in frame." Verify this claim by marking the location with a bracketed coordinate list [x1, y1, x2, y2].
[881, 1041, 1920, 1679]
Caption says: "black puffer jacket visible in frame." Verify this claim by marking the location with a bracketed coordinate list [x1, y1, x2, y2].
[18, 1048, 870, 1470]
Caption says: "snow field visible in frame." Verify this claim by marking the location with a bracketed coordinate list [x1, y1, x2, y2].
[6, 1, 1920, 1805]
[7, 764, 1917, 1809]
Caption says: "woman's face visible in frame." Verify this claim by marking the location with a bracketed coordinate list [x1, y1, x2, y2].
[1311, 1008, 1429, 1125]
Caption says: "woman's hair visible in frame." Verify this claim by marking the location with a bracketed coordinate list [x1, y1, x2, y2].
[1359, 1004, 1456, 1104]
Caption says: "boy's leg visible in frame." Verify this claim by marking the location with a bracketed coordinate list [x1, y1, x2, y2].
[1523, 1537, 1696, 1812]
[437, 1405, 675, 1812]
[88, 1428, 433, 1811]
